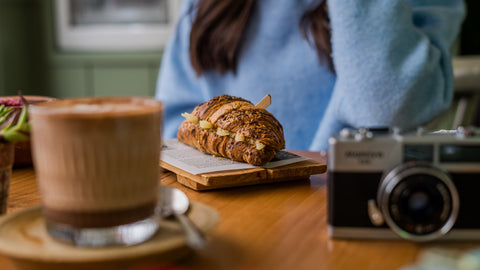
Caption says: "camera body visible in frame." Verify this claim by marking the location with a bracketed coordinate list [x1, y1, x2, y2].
[328, 127, 480, 241]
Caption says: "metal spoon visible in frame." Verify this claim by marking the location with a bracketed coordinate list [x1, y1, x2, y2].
[157, 186, 206, 249]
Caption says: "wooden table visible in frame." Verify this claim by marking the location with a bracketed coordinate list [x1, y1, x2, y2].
[1, 151, 478, 270]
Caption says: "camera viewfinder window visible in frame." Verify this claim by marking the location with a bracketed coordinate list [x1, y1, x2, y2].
[403, 144, 434, 162]
[440, 145, 480, 162]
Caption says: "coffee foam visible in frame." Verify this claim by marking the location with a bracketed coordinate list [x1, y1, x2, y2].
[49, 103, 144, 114]
[30, 97, 162, 117]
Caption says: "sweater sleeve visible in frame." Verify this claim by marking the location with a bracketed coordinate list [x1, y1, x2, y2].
[326, 0, 465, 131]
[155, 0, 206, 139]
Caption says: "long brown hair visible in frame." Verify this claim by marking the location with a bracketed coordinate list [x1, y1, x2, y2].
[189, 0, 332, 75]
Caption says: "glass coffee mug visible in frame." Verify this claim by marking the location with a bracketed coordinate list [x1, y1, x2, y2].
[29, 97, 162, 247]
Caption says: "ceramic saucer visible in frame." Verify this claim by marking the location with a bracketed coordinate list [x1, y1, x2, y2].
[0, 202, 219, 270]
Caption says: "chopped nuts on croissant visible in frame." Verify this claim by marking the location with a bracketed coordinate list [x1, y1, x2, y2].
[216, 128, 230, 136]
[255, 141, 266, 150]
[181, 112, 198, 124]
[199, 120, 213, 129]
[235, 133, 245, 142]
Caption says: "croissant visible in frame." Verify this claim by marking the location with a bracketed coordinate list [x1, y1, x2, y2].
[177, 95, 285, 166]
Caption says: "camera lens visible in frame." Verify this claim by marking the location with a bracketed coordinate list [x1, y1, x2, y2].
[390, 175, 451, 234]
[408, 191, 429, 212]
[378, 162, 459, 241]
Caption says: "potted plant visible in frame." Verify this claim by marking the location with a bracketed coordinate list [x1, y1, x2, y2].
[0, 95, 30, 214]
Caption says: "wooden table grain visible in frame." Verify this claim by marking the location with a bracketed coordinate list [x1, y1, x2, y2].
[1, 151, 478, 270]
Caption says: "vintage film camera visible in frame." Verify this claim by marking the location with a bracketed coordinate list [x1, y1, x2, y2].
[328, 126, 480, 241]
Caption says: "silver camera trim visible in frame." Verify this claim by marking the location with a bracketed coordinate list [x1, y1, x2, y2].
[377, 162, 460, 242]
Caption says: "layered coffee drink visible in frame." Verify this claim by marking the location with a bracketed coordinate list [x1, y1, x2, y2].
[29, 97, 162, 246]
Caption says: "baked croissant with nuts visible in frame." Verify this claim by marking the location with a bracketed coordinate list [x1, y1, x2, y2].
[177, 95, 285, 166]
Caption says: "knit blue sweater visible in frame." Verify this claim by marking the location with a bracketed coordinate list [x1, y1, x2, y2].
[155, 0, 465, 150]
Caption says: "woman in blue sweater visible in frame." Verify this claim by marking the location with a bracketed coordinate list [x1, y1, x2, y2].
[155, 0, 465, 150]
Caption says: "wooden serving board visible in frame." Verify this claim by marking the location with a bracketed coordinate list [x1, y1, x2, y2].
[160, 158, 326, 191]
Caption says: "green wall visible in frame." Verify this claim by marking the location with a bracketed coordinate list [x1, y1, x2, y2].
[0, 0, 46, 96]
[0, 0, 163, 99]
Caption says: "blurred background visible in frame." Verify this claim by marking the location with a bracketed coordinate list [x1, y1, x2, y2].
[0, 0, 479, 129]
[0, 0, 179, 98]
